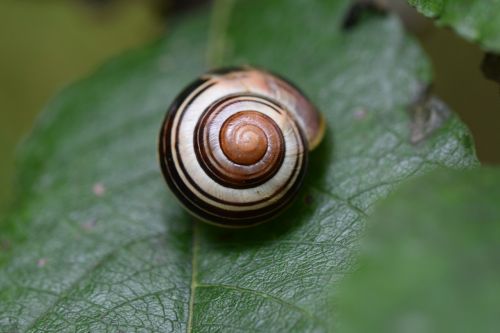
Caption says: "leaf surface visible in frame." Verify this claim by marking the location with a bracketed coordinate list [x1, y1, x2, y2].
[0, 0, 477, 332]
[336, 167, 500, 333]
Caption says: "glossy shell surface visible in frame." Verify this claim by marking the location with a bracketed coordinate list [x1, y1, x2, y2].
[159, 67, 323, 227]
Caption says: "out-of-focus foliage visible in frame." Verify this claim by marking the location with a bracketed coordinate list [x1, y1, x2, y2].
[0, 0, 162, 211]
[407, 0, 500, 52]
[419, 27, 500, 165]
[0, 0, 478, 331]
[336, 167, 500, 333]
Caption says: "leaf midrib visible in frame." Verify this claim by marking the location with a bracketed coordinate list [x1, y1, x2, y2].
[185, 2, 231, 332]
[186, 223, 199, 332]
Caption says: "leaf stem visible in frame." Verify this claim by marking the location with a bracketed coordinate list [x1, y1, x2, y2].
[207, 0, 234, 68]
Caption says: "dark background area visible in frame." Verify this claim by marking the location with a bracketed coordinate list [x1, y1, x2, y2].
[0, 0, 498, 214]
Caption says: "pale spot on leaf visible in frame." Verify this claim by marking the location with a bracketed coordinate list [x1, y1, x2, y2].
[82, 219, 97, 231]
[37, 258, 47, 268]
[353, 108, 368, 120]
[93, 183, 106, 197]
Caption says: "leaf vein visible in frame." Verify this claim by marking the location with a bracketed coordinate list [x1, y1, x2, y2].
[23, 231, 166, 331]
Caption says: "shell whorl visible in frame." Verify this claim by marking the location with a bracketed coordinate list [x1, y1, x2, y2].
[159, 67, 324, 227]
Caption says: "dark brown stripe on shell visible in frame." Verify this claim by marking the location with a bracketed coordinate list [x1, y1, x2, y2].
[159, 69, 310, 227]
[194, 95, 286, 189]
[174, 94, 293, 207]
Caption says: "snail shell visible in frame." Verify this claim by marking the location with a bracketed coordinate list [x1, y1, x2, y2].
[159, 67, 324, 227]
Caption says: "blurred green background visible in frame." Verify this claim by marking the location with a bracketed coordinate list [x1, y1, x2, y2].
[0, 0, 499, 215]
[0, 0, 164, 213]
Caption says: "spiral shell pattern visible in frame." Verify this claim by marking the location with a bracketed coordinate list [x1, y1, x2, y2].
[159, 67, 324, 227]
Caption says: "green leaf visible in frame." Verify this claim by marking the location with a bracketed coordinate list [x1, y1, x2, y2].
[407, 0, 500, 52]
[0, 0, 477, 331]
[336, 167, 500, 333]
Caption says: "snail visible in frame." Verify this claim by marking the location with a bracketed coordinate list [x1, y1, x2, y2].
[158, 67, 324, 227]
